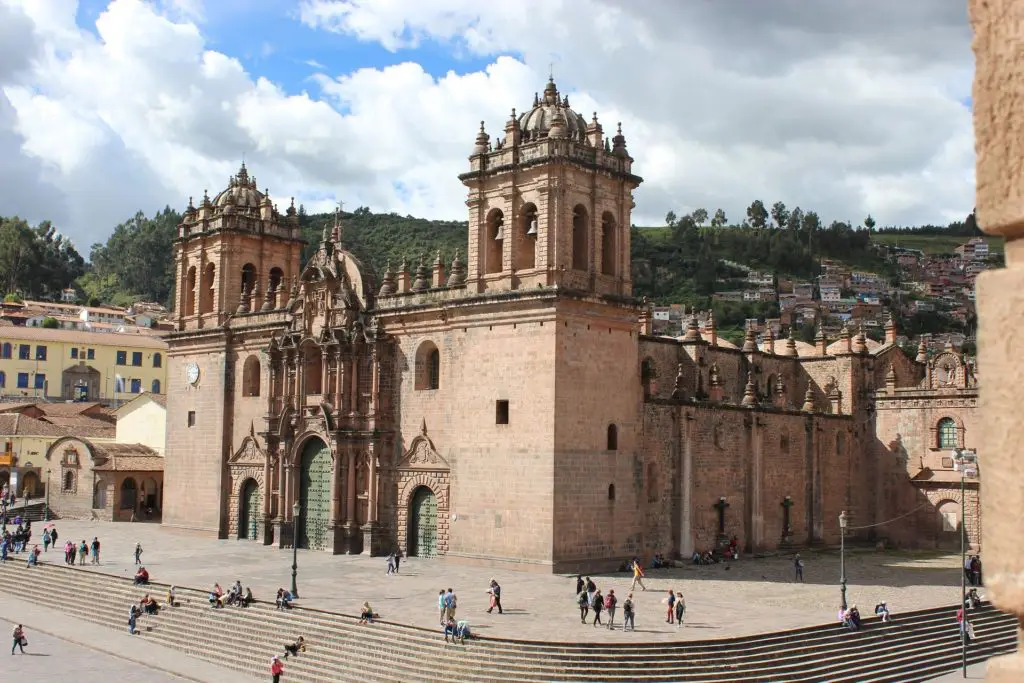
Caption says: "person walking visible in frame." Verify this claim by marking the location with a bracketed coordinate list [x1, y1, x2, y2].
[665, 589, 676, 624]
[604, 589, 618, 630]
[270, 655, 285, 682]
[577, 588, 590, 624]
[393, 548, 402, 574]
[674, 592, 686, 628]
[134, 542, 143, 566]
[622, 593, 636, 632]
[42, 528, 50, 553]
[591, 590, 604, 627]
[438, 590, 447, 625]
[90, 537, 100, 565]
[11, 624, 26, 655]
[386, 553, 396, 576]
[630, 559, 647, 592]
[487, 579, 503, 614]
[794, 554, 804, 582]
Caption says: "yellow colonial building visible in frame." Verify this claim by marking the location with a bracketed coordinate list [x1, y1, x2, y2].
[0, 326, 168, 402]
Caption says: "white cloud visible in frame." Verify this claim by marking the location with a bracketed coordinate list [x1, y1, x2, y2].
[0, 0, 975, 253]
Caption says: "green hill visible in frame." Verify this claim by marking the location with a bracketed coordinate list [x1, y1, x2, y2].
[871, 233, 1002, 255]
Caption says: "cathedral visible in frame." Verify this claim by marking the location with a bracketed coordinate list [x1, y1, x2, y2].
[162, 77, 979, 572]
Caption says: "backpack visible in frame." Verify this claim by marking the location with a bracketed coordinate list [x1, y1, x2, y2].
[604, 594, 615, 609]
[592, 594, 603, 610]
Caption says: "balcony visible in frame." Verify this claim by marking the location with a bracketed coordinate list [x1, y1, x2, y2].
[0, 453, 14, 467]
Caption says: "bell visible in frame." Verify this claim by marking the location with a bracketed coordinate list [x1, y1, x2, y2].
[494, 222, 504, 241]
[526, 218, 538, 236]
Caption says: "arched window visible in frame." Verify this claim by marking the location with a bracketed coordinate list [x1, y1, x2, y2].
[241, 263, 257, 295]
[0, 371, 5, 389]
[601, 212, 616, 276]
[415, 341, 440, 391]
[607, 483, 616, 501]
[63, 470, 76, 492]
[200, 263, 216, 314]
[185, 266, 197, 316]
[485, 208, 504, 274]
[151, 379, 161, 394]
[242, 355, 261, 397]
[938, 418, 958, 449]
[152, 352, 162, 368]
[269, 267, 284, 307]
[120, 477, 138, 509]
[572, 205, 589, 271]
[607, 424, 618, 451]
[0, 343, 10, 359]
[518, 203, 538, 270]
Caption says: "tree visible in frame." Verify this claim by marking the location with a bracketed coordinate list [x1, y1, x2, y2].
[711, 209, 727, 229]
[0, 216, 85, 299]
[41, 316, 59, 329]
[665, 210, 678, 227]
[786, 207, 804, 232]
[863, 215, 876, 231]
[746, 200, 768, 230]
[770, 201, 790, 231]
[691, 208, 708, 228]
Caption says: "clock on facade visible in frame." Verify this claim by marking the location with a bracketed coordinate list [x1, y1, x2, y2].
[185, 362, 200, 386]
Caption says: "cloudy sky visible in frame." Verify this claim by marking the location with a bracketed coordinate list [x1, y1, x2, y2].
[0, 0, 974, 251]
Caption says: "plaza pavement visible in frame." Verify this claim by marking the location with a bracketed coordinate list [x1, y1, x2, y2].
[19, 520, 972, 644]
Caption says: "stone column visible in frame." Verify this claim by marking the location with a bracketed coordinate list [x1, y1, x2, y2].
[346, 451, 357, 524]
[679, 412, 694, 558]
[971, 2, 1024, 678]
[368, 348, 379, 419]
[333, 351, 344, 413]
[368, 450, 378, 523]
[320, 347, 328, 397]
[348, 356, 359, 417]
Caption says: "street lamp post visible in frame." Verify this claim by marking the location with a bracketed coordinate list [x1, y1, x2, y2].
[44, 468, 50, 522]
[291, 500, 301, 599]
[953, 449, 978, 679]
[839, 510, 849, 611]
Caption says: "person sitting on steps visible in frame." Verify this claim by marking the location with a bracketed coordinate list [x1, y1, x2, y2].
[134, 566, 150, 585]
[874, 602, 891, 623]
[276, 588, 293, 610]
[283, 635, 305, 659]
[359, 602, 375, 624]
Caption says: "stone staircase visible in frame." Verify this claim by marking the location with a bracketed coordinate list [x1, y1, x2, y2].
[0, 560, 1015, 682]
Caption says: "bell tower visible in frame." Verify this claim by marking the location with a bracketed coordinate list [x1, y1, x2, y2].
[173, 163, 306, 330]
[458, 77, 643, 296]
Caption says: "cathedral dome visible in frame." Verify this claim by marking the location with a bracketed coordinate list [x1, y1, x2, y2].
[212, 163, 265, 210]
[518, 77, 589, 143]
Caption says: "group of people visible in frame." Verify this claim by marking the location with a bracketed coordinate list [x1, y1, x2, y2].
[385, 549, 403, 575]
[0, 521, 33, 560]
[63, 537, 101, 565]
[275, 588, 294, 610]
[575, 575, 639, 631]
[134, 566, 150, 585]
[209, 581, 254, 608]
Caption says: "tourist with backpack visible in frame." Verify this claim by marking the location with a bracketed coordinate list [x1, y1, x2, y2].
[604, 589, 618, 629]
[591, 590, 604, 627]
[577, 588, 590, 623]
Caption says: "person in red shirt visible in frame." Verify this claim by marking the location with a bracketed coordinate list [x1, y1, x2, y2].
[270, 655, 284, 682]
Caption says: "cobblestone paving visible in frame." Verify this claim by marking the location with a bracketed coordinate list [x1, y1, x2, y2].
[20, 520, 973, 643]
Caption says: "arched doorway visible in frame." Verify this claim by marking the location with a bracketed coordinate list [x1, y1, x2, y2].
[238, 479, 261, 540]
[120, 477, 138, 511]
[408, 486, 438, 557]
[0, 470, 9, 491]
[298, 438, 332, 550]
[93, 481, 107, 510]
[20, 471, 39, 498]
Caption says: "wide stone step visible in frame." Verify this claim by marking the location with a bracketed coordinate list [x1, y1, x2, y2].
[0, 561, 1014, 683]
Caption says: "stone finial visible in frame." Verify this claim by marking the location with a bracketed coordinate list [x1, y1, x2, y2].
[835, 323, 852, 355]
[472, 121, 489, 155]
[671, 363, 686, 399]
[742, 326, 758, 353]
[548, 108, 568, 138]
[411, 257, 431, 292]
[331, 205, 342, 243]
[779, 327, 798, 357]
[802, 386, 815, 412]
[432, 250, 446, 289]
[260, 279, 275, 312]
[284, 276, 298, 310]
[885, 363, 897, 388]
[378, 262, 397, 296]
[682, 315, 701, 342]
[397, 258, 411, 294]
[765, 325, 776, 354]
[447, 249, 467, 287]
[775, 375, 786, 401]
[236, 284, 250, 315]
[706, 310, 718, 347]
[741, 372, 758, 407]
[612, 121, 628, 157]
[853, 325, 868, 355]
[916, 338, 928, 363]
[885, 312, 897, 344]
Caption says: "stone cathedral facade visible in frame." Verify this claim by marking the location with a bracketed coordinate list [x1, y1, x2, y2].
[162, 78, 978, 572]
